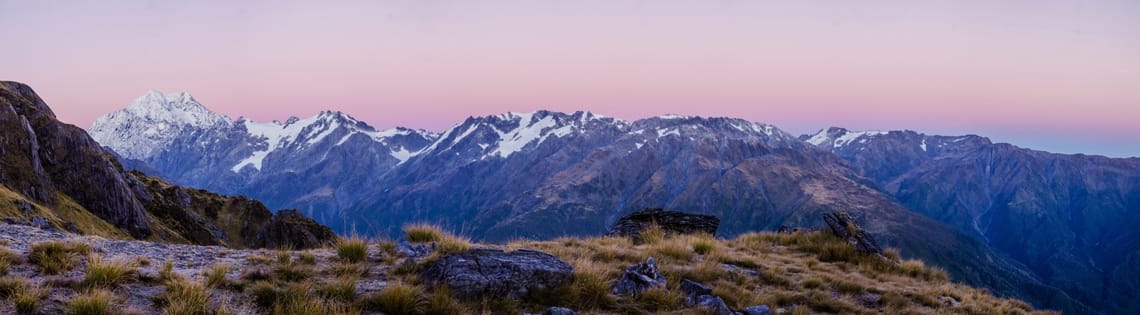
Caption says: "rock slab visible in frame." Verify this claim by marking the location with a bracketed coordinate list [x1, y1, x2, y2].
[420, 249, 573, 300]
[606, 208, 720, 240]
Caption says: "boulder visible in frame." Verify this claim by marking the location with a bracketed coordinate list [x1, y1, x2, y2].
[681, 279, 712, 306]
[254, 209, 338, 249]
[822, 211, 883, 255]
[613, 257, 667, 296]
[696, 295, 735, 315]
[606, 208, 720, 241]
[741, 305, 772, 315]
[541, 307, 581, 315]
[420, 249, 573, 300]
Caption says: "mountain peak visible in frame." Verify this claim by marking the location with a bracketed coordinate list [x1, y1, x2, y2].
[89, 90, 232, 160]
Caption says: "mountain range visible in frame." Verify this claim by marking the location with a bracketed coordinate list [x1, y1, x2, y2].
[87, 90, 1140, 314]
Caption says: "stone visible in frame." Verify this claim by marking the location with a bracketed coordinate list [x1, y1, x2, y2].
[613, 257, 667, 296]
[419, 248, 573, 300]
[681, 279, 712, 306]
[607, 209, 720, 241]
[396, 241, 432, 258]
[542, 307, 581, 315]
[254, 209, 337, 250]
[697, 295, 735, 315]
[822, 211, 884, 256]
[741, 305, 772, 315]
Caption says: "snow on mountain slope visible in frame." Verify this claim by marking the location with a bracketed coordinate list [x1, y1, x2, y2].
[89, 90, 232, 160]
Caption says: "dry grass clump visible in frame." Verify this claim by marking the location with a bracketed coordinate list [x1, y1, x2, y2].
[158, 278, 209, 315]
[158, 260, 184, 283]
[318, 276, 358, 303]
[203, 263, 233, 288]
[66, 289, 115, 315]
[404, 224, 444, 243]
[690, 236, 718, 256]
[650, 238, 694, 262]
[361, 282, 427, 315]
[299, 251, 318, 265]
[330, 262, 369, 278]
[0, 247, 21, 276]
[273, 261, 315, 282]
[83, 255, 136, 288]
[29, 241, 90, 275]
[336, 236, 369, 263]
[403, 224, 473, 254]
[12, 284, 48, 315]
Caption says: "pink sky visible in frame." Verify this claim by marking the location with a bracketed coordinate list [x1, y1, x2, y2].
[2, 1, 1138, 156]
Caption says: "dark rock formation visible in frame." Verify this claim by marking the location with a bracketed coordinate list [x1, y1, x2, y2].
[681, 279, 713, 306]
[696, 295, 735, 315]
[822, 211, 884, 256]
[606, 208, 720, 240]
[419, 249, 573, 300]
[1, 81, 151, 237]
[612, 257, 667, 296]
[255, 209, 337, 249]
[530, 307, 580, 315]
[741, 305, 772, 315]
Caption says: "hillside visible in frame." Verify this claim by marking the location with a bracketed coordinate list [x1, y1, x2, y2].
[0, 81, 335, 250]
[0, 220, 1057, 315]
[805, 127, 1140, 314]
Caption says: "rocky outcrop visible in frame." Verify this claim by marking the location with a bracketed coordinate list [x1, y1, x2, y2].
[606, 209, 720, 240]
[419, 249, 573, 300]
[255, 210, 337, 249]
[822, 211, 884, 256]
[612, 257, 667, 296]
[0, 81, 151, 237]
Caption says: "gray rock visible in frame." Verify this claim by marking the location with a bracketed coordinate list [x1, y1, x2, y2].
[697, 295, 735, 315]
[420, 248, 573, 300]
[607, 208, 720, 241]
[681, 279, 712, 306]
[741, 305, 771, 315]
[29, 216, 53, 230]
[542, 307, 581, 315]
[822, 211, 884, 256]
[613, 257, 666, 296]
[397, 242, 432, 258]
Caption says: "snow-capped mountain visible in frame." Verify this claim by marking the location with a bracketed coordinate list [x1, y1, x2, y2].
[89, 91, 232, 160]
[89, 91, 439, 223]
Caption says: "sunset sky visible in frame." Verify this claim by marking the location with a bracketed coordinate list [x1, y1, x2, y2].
[2, 1, 1137, 157]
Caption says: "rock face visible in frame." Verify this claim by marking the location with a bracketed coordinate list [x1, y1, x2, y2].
[254, 210, 337, 249]
[0, 81, 151, 237]
[419, 249, 573, 300]
[606, 208, 721, 240]
[822, 211, 884, 256]
[612, 257, 667, 296]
